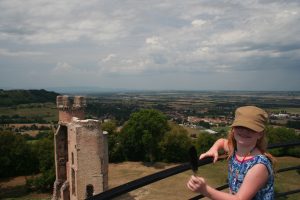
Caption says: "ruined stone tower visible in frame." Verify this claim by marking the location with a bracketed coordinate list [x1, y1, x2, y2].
[52, 96, 108, 200]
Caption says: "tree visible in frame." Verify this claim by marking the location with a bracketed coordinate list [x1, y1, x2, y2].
[196, 121, 210, 129]
[102, 120, 125, 162]
[286, 120, 300, 129]
[160, 123, 192, 162]
[33, 137, 54, 172]
[27, 132, 55, 192]
[0, 131, 38, 177]
[195, 132, 217, 155]
[266, 126, 300, 157]
[120, 109, 170, 162]
[102, 120, 118, 135]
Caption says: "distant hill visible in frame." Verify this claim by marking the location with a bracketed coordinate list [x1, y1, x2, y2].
[0, 89, 59, 107]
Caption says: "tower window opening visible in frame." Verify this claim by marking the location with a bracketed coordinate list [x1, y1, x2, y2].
[71, 152, 74, 164]
[86, 184, 94, 198]
[72, 168, 76, 196]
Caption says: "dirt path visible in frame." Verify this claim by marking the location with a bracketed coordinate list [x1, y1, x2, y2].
[0, 176, 27, 188]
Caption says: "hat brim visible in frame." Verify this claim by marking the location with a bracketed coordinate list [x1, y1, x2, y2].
[231, 119, 264, 133]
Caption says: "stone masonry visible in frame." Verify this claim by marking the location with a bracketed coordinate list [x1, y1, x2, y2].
[52, 96, 108, 200]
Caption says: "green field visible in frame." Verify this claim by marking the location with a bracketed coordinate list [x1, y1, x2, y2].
[0, 103, 58, 122]
[268, 108, 300, 114]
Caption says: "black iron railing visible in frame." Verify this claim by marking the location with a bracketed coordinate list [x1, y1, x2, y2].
[87, 140, 300, 200]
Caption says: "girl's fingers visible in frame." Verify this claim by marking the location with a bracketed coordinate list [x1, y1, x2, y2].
[213, 152, 219, 163]
[188, 176, 198, 185]
[187, 180, 194, 190]
[190, 175, 202, 184]
[187, 182, 196, 192]
[199, 152, 208, 159]
[187, 176, 205, 193]
[199, 154, 204, 159]
[200, 151, 219, 163]
[187, 179, 199, 191]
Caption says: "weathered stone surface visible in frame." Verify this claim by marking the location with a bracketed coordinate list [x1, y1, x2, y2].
[53, 96, 108, 200]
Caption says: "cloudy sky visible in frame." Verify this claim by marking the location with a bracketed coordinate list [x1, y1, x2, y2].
[0, 0, 300, 91]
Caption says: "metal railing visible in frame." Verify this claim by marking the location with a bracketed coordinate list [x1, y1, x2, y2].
[87, 140, 300, 200]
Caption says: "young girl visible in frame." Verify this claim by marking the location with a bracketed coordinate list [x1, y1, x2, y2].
[187, 106, 275, 200]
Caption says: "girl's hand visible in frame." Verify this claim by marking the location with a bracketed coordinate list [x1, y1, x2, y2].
[199, 149, 219, 163]
[187, 175, 207, 193]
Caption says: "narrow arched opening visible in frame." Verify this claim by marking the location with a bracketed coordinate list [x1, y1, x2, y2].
[86, 184, 94, 198]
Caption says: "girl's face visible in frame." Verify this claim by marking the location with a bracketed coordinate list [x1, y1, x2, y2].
[233, 126, 262, 147]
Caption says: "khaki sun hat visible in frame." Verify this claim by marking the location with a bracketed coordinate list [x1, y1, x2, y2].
[231, 106, 268, 132]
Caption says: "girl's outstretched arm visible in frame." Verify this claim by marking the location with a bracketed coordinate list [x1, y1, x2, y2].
[199, 138, 228, 163]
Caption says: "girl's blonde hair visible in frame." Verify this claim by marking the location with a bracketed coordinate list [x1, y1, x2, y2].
[227, 128, 276, 166]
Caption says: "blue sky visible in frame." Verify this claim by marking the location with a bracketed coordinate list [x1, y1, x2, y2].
[0, 0, 300, 91]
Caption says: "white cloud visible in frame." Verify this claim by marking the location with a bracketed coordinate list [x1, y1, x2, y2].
[0, 0, 129, 44]
[0, 48, 46, 57]
[53, 62, 73, 72]
[191, 19, 206, 27]
[98, 56, 149, 75]
[145, 36, 165, 50]
[101, 54, 116, 62]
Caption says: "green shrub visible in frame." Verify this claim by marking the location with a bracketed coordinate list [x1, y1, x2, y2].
[160, 124, 192, 162]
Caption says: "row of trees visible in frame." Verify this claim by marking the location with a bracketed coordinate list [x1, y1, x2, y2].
[0, 89, 58, 107]
[0, 115, 48, 124]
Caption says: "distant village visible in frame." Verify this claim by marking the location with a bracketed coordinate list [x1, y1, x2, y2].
[167, 110, 300, 135]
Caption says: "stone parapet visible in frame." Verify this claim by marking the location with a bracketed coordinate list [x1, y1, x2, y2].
[56, 96, 86, 124]
[73, 96, 87, 108]
[71, 118, 100, 130]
